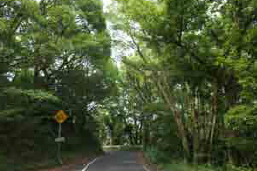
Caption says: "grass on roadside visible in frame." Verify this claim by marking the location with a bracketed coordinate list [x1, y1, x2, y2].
[160, 163, 219, 171]
[160, 162, 257, 171]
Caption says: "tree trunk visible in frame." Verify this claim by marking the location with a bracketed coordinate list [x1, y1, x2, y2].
[173, 111, 191, 161]
[139, 119, 143, 145]
[34, 65, 40, 89]
[193, 109, 200, 165]
[192, 89, 200, 165]
[143, 118, 150, 147]
[156, 76, 190, 162]
[207, 83, 218, 164]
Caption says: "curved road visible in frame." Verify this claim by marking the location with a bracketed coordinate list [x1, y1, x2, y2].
[85, 151, 146, 171]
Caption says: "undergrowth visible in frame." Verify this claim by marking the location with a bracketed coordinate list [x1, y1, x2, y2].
[144, 146, 257, 171]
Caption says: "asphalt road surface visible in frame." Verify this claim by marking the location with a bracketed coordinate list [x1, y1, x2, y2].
[86, 151, 146, 171]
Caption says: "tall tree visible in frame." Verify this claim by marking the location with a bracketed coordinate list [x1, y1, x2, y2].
[111, 0, 257, 164]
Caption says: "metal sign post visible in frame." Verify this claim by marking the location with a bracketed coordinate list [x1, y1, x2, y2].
[57, 122, 62, 165]
[54, 110, 68, 165]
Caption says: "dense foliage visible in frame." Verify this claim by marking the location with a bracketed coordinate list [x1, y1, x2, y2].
[101, 0, 257, 168]
[1, 0, 257, 170]
[0, 0, 116, 169]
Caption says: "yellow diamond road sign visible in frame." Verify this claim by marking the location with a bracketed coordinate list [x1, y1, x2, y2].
[54, 110, 68, 123]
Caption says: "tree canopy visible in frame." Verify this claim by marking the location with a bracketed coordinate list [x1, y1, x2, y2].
[2, 0, 257, 170]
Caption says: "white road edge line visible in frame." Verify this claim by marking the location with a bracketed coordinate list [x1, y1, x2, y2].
[143, 165, 150, 171]
[81, 157, 100, 171]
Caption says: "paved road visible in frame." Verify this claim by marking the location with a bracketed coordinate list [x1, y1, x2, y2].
[86, 151, 146, 171]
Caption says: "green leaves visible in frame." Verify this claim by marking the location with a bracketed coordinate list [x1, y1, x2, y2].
[0, 87, 60, 119]
[111, 0, 257, 164]
[2, 87, 60, 103]
[225, 105, 257, 131]
[143, 103, 169, 113]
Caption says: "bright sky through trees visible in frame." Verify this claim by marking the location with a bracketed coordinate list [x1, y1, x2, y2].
[103, 0, 112, 12]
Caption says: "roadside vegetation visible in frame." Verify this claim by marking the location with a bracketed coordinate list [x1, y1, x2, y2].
[1, 0, 257, 171]
[100, 0, 257, 171]
[0, 0, 114, 170]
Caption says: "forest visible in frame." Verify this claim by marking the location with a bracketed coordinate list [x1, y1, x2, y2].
[1, 0, 257, 171]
